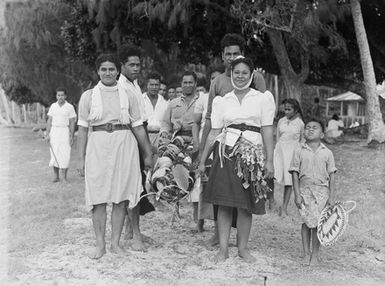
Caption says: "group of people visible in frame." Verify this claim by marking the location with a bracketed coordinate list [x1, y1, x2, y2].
[46, 33, 338, 266]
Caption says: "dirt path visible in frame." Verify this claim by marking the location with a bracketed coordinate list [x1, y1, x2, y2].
[1, 127, 385, 285]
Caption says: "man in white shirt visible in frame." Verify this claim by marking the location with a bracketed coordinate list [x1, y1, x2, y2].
[46, 87, 76, 182]
[118, 44, 154, 252]
[142, 72, 169, 146]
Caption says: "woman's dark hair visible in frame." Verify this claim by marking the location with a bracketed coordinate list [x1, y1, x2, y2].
[95, 53, 120, 72]
[285, 98, 304, 119]
[230, 57, 254, 73]
[332, 113, 340, 121]
[306, 118, 325, 132]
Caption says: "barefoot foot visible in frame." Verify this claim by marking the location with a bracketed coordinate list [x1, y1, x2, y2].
[52, 178, 60, 183]
[88, 246, 106, 260]
[309, 254, 321, 266]
[197, 219, 204, 233]
[213, 250, 229, 263]
[124, 231, 133, 240]
[131, 236, 148, 252]
[299, 252, 311, 265]
[238, 249, 257, 263]
[204, 234, 219, 248]
[110, 244, 126, 255]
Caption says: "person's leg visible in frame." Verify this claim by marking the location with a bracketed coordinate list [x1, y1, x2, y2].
[237, 208, 256, 263]
[60, 168, 68, 182]
[214, 205, 232, 263]
[53, 167, 59, 182]
[266, 178, 275, 210]
[280, 185, 292, 216]
[124, 212, 133, 240]
[110, 201, 126, 254]
[90, 203, 107, 259]
[204, 205, 219, 247]
[128, 205, 147, 252]
[193, 202, 204, 232]
[309, 228, 321, 265]
[300, 223, 311, 263]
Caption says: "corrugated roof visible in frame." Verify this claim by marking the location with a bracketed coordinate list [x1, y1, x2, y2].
[326, 91, 364, 102]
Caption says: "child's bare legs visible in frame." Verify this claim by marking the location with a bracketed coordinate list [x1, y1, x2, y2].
[280, 185, 292, 216]
[237, 208, 256, 263]
[214, 205, 232, 263]
[309, 228, 321, 265]
[124, 213, 133, 239]
[300, 223, 311, 263]
[205, 222, 219, 247]
[60, 168, 68, 182]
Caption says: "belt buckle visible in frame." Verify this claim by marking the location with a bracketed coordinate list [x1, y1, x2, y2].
[106, 123, 114, 133]
[239, 123, 246, 132]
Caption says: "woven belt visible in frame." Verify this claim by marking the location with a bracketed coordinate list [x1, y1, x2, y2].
[92, 123, 130, 132]
[228, 123, 260, 133]
[148, 130, 159, 134]
[175, 129, 192, 136]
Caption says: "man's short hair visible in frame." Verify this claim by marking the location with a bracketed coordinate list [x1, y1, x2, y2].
[118, 44, 141, 64]
[95, 53, 120, 72]
[207, 64, 225, 77]
[220, 33, 246, 53]
[181, 71, 197, 82]
[147, 72, 161, 82]
[306, 118, 325, 132]
[55, 87, 67, 95]
[196, 77, 207, 88]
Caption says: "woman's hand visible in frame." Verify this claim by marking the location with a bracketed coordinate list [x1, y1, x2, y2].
[143, 155, 153, 172]
[197, 162, 206, 176]
[264, 160, 274, 179]
[77, 160, 85, 177]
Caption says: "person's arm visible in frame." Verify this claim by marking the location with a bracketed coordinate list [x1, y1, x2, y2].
[159, 102, 172, 138]
[328, 172, 336, 205]
[132, 125, 153, 170]
[262, 125, 274, 179]
[192, 112, 202, 151]
[292, 171, 303, 208]
[69, 117, 76, 146]
[77, 126, 88, 177]
[197, 128, 221, 174]
[46, 116, 52, 142]
[299, 121, 305, 143]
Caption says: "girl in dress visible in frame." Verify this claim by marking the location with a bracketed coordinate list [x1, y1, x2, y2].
[198, 56, 275, 263]
[273, 98, 304, 216]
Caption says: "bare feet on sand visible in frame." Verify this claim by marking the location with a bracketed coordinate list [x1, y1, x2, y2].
[124, 231, 133, 240]
[197, 220, 204, 233]
[52, 178, 60, 183]
[131, 237, 148, 252]
[309, 254, 321, 266]
[299, 252, 311, 265]
[278, 207, 288, 217]
[238, 249, 257, 263]
[88, 246, 106, 260]
[204, 234, 219, 248]
[110, 244, 126, 255]
[213, 249, 229, 263]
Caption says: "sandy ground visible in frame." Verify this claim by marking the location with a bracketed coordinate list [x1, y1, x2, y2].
[1, 126, 384, 285]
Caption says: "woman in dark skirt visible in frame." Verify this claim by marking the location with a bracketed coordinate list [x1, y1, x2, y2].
[198, 56, 275, 263]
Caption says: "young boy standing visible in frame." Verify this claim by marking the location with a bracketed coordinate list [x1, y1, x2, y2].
[289, 119, 337, 265]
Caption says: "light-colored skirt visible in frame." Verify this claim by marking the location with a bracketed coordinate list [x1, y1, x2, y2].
[298, 185, 329, 228]
[274, 140, 299, 186]
[85, 129, 143, 211]
[49, 126, 71, 169]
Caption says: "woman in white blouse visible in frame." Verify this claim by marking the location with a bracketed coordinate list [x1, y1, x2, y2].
[198, 57, 275, 263]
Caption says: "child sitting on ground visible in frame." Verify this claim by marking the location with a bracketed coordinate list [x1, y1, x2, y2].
[289, 118, 337, 266]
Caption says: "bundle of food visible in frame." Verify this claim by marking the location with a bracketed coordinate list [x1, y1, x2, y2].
[150, 136, 195, 203]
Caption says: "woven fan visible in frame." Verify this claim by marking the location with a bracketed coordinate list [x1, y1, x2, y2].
[317, 201, 356, 247]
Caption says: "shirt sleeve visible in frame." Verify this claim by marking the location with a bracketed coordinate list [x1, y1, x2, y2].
[205, 79, 218, 120]
[77, 90, 92, 127]
[128, 93, 143, 127]
[253, 71, 266, 92]
[160, 101, 172, 133]
[210, 97, 224, 129]
[260, 91, 276, 126]
[288, 146, 301, 174]
[47, 104, 54, 117]
[326, 150, 337, 174]
[194, 96, 204, 114]
[68, 104, 77, 119]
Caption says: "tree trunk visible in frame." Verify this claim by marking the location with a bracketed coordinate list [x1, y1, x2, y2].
[351, 0, 385, 143]
[22, 104, 28, 123]
[267, 30, 309, 103]
[0, 89, 13, 124]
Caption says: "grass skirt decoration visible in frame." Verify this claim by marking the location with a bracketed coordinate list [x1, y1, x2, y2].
[317, 200, 356, 247]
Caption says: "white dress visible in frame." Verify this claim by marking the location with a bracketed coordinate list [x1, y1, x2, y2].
[47, 101, 76, 168]
[273, 116, 304, 186]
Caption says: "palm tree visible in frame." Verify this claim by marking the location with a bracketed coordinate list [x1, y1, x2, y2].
[351, 0, 385, 143]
